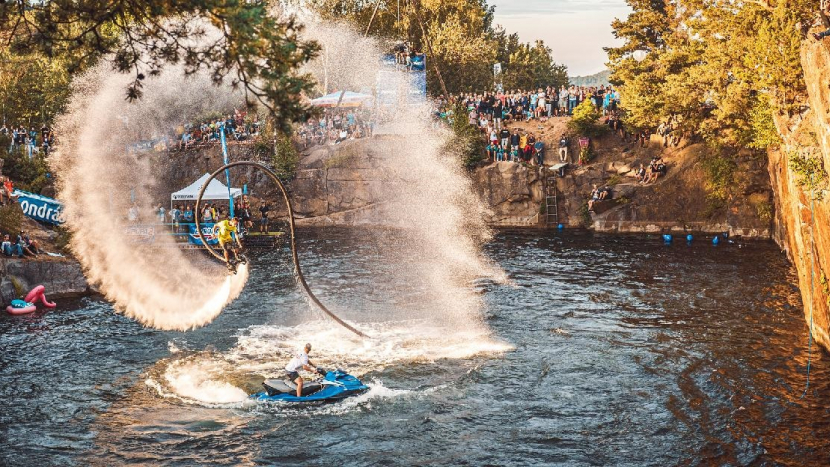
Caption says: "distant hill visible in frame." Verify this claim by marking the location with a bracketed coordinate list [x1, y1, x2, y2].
[570, 69, 611, 87]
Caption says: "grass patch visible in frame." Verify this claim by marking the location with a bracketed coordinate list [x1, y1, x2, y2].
[0, 204, 24, 235]
[701, 153, 736, 214]
[755, 200, 773, 222]
[579, 202, 593, 228]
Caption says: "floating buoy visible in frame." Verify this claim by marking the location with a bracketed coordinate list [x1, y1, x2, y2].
[713, 236, 720, 245]
[663, 234, 673, 243]
[557, 224, 564, 230]
[686, 234, 694, 243]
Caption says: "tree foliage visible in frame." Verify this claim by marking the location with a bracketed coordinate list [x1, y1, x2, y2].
[446, 101, 486, 169]
[0, 0, 321, 131]
[568, 100, 607, 138]
[606, 0, 813, 148]
[0, 48, 72, 126]
[294, 0, 567, 95]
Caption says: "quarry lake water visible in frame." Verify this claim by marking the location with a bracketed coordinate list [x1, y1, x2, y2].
[1, 229, 828, 466]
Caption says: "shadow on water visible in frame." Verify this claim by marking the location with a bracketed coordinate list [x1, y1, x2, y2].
[1, 229, 829, 466]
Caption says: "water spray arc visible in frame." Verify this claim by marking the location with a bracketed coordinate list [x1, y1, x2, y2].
[194, 161, 367, 338]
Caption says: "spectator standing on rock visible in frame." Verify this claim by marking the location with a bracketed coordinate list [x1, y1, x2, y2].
[493, 98, 503, 130]
[558, 87, 569, 117]
[499, 127, 510, 149]
[510, 129, 520, 156]
[558, 135, 570, 163]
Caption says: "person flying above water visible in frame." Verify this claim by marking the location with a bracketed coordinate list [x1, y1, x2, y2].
[285, 343, 321, 397]
[212, 217, 243, 268]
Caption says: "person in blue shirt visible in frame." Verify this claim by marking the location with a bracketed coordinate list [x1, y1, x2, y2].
[534, 140, 545, 166]
[182, 205, 194, 223]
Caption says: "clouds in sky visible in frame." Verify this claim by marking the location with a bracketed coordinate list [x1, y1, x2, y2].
[488, 0, 631, 76]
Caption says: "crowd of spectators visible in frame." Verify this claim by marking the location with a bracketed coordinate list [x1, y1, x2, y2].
[175, 109, 263, 150]
[440, 85, 620, 132]
[295, 109, 373, 149]
[0, 124, 53, 158]
[431, 85, 622, 167]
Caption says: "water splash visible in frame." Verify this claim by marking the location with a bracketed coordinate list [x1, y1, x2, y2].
[51, 60, 250, 330]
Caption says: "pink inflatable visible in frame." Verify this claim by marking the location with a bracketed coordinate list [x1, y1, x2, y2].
[6, 301, 36, 315]
[24, 285, 56, 308]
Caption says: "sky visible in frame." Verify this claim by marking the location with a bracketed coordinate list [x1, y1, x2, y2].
[488, 0, 631, 76]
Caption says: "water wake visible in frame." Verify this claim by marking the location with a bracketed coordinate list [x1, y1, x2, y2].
[147, 320, 512, 407]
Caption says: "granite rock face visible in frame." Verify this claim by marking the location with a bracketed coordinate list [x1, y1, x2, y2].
[0, 259, 89, 303]
[763, 37, 830, 351]
[473, 162, 544, 226]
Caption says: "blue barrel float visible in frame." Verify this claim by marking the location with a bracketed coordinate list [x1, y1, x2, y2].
[686, 234, 694, 243]
[663, 234, 673, 243]
[558, 224, 564, 230]
[713, 235, 720, 245]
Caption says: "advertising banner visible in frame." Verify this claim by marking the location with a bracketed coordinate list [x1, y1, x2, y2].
[14, 190, 64, 225]
[188, 223, 219, 246]
[124, 225, 156, 244]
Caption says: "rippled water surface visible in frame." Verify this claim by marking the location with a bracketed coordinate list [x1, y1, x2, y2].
[1, 229, 829, 466]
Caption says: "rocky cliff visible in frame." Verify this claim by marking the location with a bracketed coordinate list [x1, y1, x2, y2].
[0, 258, 90, 303]
[159, 129, 774, 236]
[766, 37, 830, 351]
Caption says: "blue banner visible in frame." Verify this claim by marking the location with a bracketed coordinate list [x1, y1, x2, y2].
[14, 190, 64, 225]
[189, 223, 219, 246]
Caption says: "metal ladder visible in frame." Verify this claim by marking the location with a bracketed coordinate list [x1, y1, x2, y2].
[545, 175, 559, 226]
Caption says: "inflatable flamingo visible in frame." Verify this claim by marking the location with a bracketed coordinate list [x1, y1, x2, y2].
[24, 285, 56, 308]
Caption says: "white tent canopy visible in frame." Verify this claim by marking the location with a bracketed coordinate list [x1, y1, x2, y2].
[171, 173, 242, 202]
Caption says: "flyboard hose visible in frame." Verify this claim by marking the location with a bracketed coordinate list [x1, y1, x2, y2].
[194, 161, 367, 338]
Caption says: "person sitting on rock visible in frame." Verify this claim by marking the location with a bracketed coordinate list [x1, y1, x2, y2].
[17, 231, 37, 257]
[2, 234, 22, 258]
[635, 163, 647, 183]
[588, 184, 601, 212]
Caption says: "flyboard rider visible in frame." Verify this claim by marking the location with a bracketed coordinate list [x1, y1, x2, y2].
[212, 217, 243, 271]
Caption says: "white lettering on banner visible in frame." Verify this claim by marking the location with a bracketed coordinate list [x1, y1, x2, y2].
[19, 199, 63, 223]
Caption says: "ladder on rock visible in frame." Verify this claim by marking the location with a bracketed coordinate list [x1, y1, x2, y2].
[545, 175, 559, 227]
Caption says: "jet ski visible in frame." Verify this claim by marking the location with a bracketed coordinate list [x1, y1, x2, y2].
[252, 369, 369, 403]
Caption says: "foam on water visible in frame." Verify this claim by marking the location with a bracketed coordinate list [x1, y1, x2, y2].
[148, 320, 511, 408]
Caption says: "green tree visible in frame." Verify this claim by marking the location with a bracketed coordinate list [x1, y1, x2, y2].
[568, 100, 606, 138]
[294, 0, 566, 95]
[0, 0, 320, 131]
[446, 101, 486, 169]
[0, 49, 72, 126]
[607, 0, 813, 148]
[502, 40, 568, 91]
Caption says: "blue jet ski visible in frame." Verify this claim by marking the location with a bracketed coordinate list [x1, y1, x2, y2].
[252, 369, 369, 403]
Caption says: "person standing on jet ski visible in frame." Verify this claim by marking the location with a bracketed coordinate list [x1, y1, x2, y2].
[212, 217, 243, 267]
[285, 343, 322, 397]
